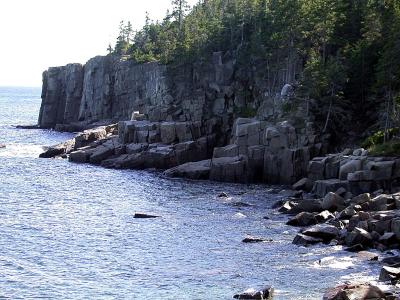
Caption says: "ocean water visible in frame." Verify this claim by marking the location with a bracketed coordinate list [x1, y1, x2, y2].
[0, 87, 385, 299]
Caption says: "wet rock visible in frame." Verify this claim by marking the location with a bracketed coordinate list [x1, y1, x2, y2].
[242, 236, 271, 243]
[233, 286, 274, 299]
[292, 233, 323, 246]
[379, 232, 399, 246]
[230, 202, 254, 208]
[277, 201, 295, 213]
[346, 227, 373, 247]
[272, 199, 285, 209]
[323, 283, 386, 300]
[133, 213, 160, 219]
[312, 179, 349, 198]
[370, 194, 395, 211]
[0, 144, 5, 148]
[391, 218, 400, 239]
[351, 193, 371, 205]
[69, 148, 97, 163]
[39, 139, 75, 158]
[218, 192, 229, 198]
[345, 244, 365, 252]
[315, 210, 335, 223]
[284, 199, 323, 214]
[322, 192, 345, 211]
[164, 160, 211, 180]
[380, 266, 400, 283]
[89, 145, 115, 164]
[286, 212, 317, 227]
[301, 224, 339, 243]
[292, 178, 313, 192]
[381, 256, 400, 266]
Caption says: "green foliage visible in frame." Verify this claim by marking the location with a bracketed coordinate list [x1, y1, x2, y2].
[238, 106, 257, 118]
[107, 0, 400, 135]
[361, 128, 400, 149]
[367, 140, 400, 157]
[281, 102, 292, 114]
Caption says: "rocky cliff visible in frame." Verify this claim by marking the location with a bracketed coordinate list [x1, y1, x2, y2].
[39, 53, 326, 184]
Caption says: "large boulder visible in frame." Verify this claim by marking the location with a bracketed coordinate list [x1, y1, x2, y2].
[312, 179, 349, 198]
[345, 227, 373, 247]
[292, 178, 314, 192]
[323, 283, 386, 300]
[322, 192, 345, 211]
[301, 224, 339, 243]
[292, 233, 323, 246]
[210, 155, 248, 183]
[286, 212, 317, 227]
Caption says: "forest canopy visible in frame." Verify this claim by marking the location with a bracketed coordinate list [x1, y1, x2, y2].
[109, 0, 400, 143]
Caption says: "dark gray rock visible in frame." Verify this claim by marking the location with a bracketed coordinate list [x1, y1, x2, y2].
[242, 236, 271, 243]
[164, 160, 211, 180]
[379, 266, 400, 283]
[286, 212, 317, 227]
[301, 224, 339, 243]
[133, 213, 160, 219]
[233, 286, 274, 299]
[345, 227, 373, 247]
[292, 233, 323, 246]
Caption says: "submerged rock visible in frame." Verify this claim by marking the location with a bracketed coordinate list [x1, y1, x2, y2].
[133, 213, 160, 219]
[242, 236, 271, 243]
[233, 286, 274, 299]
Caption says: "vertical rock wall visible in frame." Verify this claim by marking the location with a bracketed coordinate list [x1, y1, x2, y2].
[38, 64, 83, 128]
[38, 52, 324, 184]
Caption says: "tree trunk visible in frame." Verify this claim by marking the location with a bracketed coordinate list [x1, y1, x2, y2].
[323, 97, 333, 133]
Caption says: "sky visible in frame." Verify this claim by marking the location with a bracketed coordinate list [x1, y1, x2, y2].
[0, 0, 197, 87]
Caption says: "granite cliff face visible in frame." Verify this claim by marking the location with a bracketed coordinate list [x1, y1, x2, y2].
[39, 53, 326, 184]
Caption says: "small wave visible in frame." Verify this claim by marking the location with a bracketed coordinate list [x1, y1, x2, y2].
[0, 143, 45, 158]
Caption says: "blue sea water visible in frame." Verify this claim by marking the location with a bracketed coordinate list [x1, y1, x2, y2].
[0, 86, 384, 299]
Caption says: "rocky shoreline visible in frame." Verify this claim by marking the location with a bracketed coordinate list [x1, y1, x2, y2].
[35, 53, 400, 299]
[37, 123, 400, 299]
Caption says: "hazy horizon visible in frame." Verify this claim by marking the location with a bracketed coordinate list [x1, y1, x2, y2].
[0, 0, 197, 87]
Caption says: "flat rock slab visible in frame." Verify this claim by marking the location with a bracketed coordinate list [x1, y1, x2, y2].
[133, 213, 160, 219]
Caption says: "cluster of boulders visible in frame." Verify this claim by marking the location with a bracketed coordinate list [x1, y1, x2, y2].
[323, 283, 391, 300]
[301, 149, 400, 197]
[283, 190, 400, 252]
[279, 185, 400, 296]
[39, 116, 327, 186]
